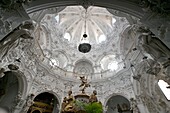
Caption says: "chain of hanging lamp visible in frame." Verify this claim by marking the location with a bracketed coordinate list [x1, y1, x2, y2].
[82, 8, 88, 40]
[78, 8, 91, 53]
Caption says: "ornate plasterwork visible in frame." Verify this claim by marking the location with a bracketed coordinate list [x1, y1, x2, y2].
[0, 1, 170, 113]
[58, 6, 114, 44]
[29, 6, 131, 78]
[0, 0, 31, 40]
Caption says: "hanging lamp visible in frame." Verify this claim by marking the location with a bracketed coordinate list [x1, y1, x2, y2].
[78, 8, 91, 53]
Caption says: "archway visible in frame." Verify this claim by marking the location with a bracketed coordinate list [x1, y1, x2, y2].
[0, 71, 20, 110]
[74, 59, 94, 75]
[32, 110, 41, 113]
[27, 92, 59, 113]
[106, 95, 131, 113]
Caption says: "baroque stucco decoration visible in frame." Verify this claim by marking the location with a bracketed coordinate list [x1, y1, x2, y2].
[0, 0, 170, 113]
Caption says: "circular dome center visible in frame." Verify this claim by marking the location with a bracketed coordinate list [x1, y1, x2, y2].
[81, 10, 90, 20]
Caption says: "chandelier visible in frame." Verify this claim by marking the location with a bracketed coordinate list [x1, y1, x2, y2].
[78, 8, 91, 53]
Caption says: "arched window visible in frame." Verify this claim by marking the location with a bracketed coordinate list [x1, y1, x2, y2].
[55, 15, 59, 22]
[158, 80, 170, 100]
[64, 32, 71, 41]
[98, 34, 106, 43]
[50, 59, 59, 67]
[112, 17, 116, 24]
[108, 61, 118, 71]
[100, 55, 119, 71]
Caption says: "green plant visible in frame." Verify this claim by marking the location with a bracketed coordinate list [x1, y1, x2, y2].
[74, 100, 103, 113]
[84, 102, 103, 113]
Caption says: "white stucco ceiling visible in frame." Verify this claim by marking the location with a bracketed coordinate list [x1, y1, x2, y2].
[58, 6, 114, 44]
[29, 5, 133, 78]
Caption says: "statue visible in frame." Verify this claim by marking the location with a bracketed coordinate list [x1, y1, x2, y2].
[79, 76, 90, 93]
[61, 81, 102, 113]
[63, 90, 75, 113]
[137, 27, 170, 78]
[61, 97, 67, 113]
[67, 90, 74, 102]
[0, 21, 34, 60]
[137, 27, 170, 62]
[89, 90, 98, 103]
[146, 62, 161, 76]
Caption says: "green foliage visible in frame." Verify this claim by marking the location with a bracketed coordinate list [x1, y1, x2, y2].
[74, 100, 103, 113]
[84, 102, 103, 113]
[74, 100, 87, 110]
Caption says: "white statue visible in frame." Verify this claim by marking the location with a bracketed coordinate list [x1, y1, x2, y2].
[137, 27, 170, 63]
[137, 27, 170, 78]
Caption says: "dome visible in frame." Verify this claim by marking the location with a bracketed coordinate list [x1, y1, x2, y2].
[29, 5, 130, 79]
[58, 6, 114, 44]
[1, 1, 170, 113]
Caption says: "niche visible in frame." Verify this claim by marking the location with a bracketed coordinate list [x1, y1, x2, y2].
[0, 71, 19, 110]
[27, 92, 59, 113]
[106, 95, 131, 113]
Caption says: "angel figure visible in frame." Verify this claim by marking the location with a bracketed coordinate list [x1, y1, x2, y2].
[79, 76, 90, 93]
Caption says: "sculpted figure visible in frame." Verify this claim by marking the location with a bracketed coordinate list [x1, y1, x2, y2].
[64, 90, 75, 113]
[146, 62, 161, 76]
[137, 27, 170, 77]
[0, 21, 34, 59]
[89, 90, 98, 103]
[138, 32, 170, 61]
[79, 76, 90, 93]
[61, 97, 67, 113]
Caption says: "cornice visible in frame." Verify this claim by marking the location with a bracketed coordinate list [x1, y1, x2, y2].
[25, 0, 145, 19]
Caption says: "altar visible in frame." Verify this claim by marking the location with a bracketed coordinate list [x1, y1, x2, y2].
[61, 76, 103, 113]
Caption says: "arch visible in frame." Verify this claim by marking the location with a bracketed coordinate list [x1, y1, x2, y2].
[14, 71, 28, 99]
[96, 53, 114, 65]
[35, 24, 51, 50]
[53, 50, 71, 66]
[118, 25, 132, 56]
[28, 91, 60, 113]
[31, 109, 42, 113]
[34, 91, 61, 104]
[25, 0, 144, 19]
[104, 93, 130, 106]
[73, 59, 94, 75]
[105, 94, 131, 113]
[0, 70, 28, 110]
[74, 58, 93, 66]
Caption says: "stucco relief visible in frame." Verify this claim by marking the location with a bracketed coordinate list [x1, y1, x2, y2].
[133, 60, 170, 113]
[101, 74, 134, 103]
[135, 26, 170, 82]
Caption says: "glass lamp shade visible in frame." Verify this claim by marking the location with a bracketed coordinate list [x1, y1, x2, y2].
[78, 33, 91, 53]
[78, 43, 91, 53]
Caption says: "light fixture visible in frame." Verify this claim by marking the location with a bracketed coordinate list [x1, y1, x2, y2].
[78, 8, 91, 53]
